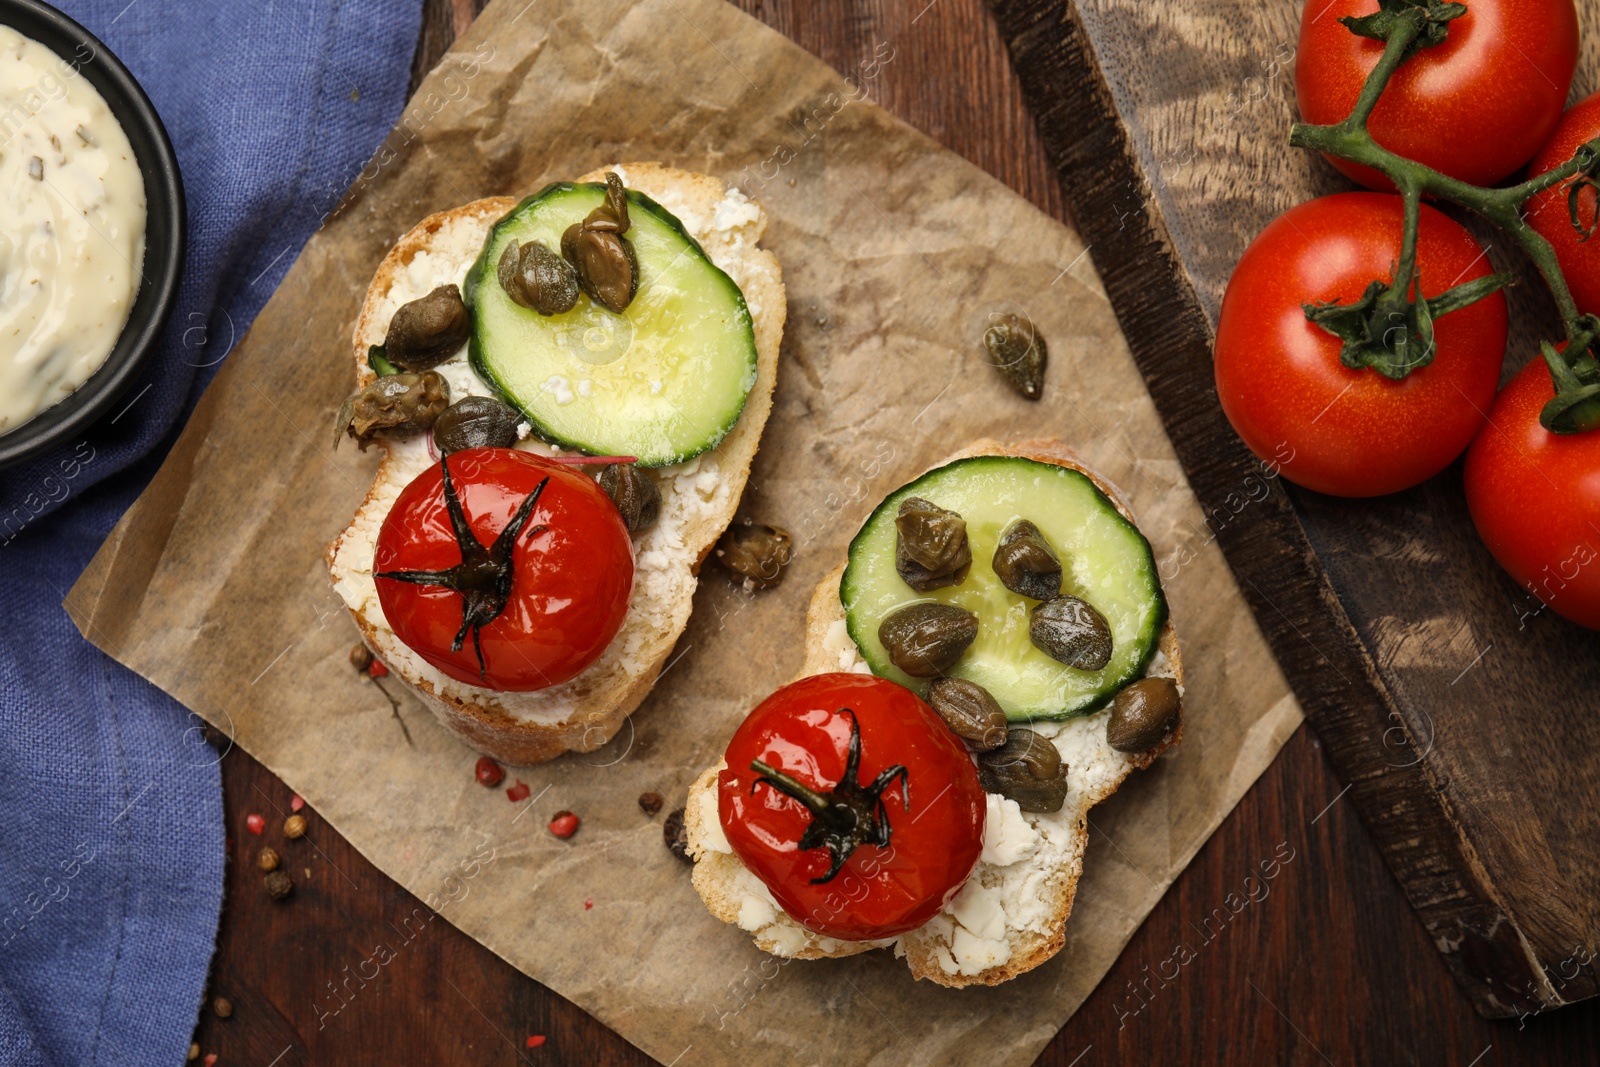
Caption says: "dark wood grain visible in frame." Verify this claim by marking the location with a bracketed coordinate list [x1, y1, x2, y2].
[984, 0, 1600, 1022]
[187, 1, 1600, 1063]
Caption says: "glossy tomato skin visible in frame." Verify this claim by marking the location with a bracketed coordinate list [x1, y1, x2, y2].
[1297, 0, 1578, 189]
[1526, 92, 1600, 318]
[718, 674, 986, 941]
[374, 448, 633, 690]
[1215, 193, 1507, 497]
[1465, 358, 1600, 630]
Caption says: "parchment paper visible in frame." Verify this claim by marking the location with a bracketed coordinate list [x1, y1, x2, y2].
[65, 0, 1304, 1063]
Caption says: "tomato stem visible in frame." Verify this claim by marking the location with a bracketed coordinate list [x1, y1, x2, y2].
[748, 708, 909, 885]
[1288, 0, 1600, 432]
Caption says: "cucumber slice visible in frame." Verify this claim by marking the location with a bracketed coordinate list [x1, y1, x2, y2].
[841, 456, 1167, 720]
[464, 182, 758, 466]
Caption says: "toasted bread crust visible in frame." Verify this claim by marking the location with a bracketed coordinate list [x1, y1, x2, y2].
[327, 164, 785, 765]
[688, 438, 1183, 986]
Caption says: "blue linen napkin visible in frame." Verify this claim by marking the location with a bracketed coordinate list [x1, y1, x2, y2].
[0, 2, 421, 1064]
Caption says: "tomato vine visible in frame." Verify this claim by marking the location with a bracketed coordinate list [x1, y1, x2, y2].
[1288, 0, 1600, 433]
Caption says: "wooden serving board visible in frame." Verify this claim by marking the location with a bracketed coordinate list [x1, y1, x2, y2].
[987, 0, 1600, 1019]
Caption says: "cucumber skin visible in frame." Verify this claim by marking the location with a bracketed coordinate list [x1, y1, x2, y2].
[463, 182, 758, 466]
[840, 455, 1169, 720]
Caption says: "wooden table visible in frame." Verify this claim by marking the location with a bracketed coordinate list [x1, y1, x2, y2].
[188, 1, 1600, 1063]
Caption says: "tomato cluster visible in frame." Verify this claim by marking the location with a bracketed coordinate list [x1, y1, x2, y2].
[1215, 0, 1599, 629]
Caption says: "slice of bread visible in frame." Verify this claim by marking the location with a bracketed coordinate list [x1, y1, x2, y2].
[685, 439, 1183, 986]
[326, 163, 785, 765]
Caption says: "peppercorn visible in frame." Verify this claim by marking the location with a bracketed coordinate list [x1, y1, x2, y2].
[475, 756, 505, 787]
[264, 870, 293, 900]
[284, 815, 307, 839]
[638, 791, 664, 816]
[367, 658, 390, 679]
[244, 813, 265, 836]
[349, 643, 373, 672]
[212, 996, 233, 1019]
[257, 848, 280, 873]
[548, 811, 580, 839]
[664, 808, 691, 863]
[187, 1043, 199, 1062]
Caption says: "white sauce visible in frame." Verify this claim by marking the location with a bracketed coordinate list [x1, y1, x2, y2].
[0, 25, 146, 434]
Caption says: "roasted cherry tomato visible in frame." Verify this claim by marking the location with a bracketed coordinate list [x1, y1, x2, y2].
[1526, 92, 1600, 319]
[1465, 357, 1600, 630]
[1296, 0, 1578, 189]
[718, 673, 985, 941]
[374, 448, 633, 690]
[1215, 193, 1507, 497]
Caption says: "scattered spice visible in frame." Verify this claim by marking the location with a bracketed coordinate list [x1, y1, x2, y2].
[584, 898, 593, 911]
[283, 815, 307, 840]
[637, 791, 664, 816]
[244, 813, 265, 836]
[212, 997, 233, 1019]
[348, 643, 373, 672]
[664, 808, 691, 863]
[290, 794, 306, 813]
[475, 756, 505, 787]
[548, 811, 580, 839]
[204, 1056, 218, 1067]
[367, 658, 390, 679]
[256, 848, 281, 873]
[188, 1043, 199, 1061]
[526, 1035, 547, 1049]
[264, 870, 292, 901]
[506, 780, 531, 803]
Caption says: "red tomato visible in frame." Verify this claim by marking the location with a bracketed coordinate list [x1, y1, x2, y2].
[374, 448, 633, 690]
[1525, 92, 1600, 318]
[718, 674, 985, 941]
[1296, 0, 1578, 188]
[1215, 193, 1507, 496]
[1465, 357, 1600, 630]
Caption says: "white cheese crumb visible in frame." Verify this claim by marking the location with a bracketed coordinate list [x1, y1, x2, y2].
[541, 375, 575, 405]
[980, 795, 1041, 867]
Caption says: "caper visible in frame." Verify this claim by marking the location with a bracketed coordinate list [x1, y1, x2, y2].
[926, 677, 1009, 751]
[333, 371, 450, 450]
[598, 463, 661, 533]
[878, 602, 979, 678]
[894, 496, 971, 592]
[432, 395, 521, 455]
[977, 728, 1069, 813]
[383, 284, 470, 371]
[561, 172, 638, 313]
[715, 522, 792, 589]
[1105, 677, 1182, 752]
[983, 312, 1047, 400]
[497, 238, 580, 315]
[1030, 595, 1113, 670]
[992, 519, 1062, 600]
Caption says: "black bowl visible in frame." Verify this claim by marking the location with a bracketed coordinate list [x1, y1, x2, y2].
[0, 0, 185, 469]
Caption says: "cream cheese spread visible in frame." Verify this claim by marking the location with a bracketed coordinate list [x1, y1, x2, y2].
[0, 25, 146, 434]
